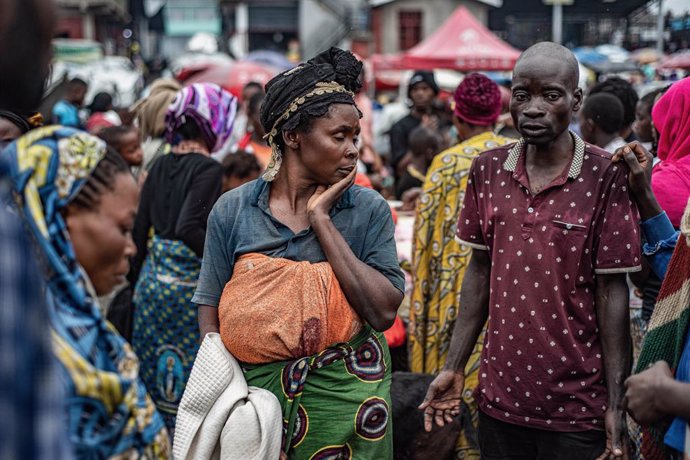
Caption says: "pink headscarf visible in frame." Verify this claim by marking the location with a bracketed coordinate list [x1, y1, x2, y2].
[651, 77, 690, 227]
[652, 77, 690, 162]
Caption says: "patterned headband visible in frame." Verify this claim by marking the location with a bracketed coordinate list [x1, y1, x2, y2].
[262, 81, 354, 181]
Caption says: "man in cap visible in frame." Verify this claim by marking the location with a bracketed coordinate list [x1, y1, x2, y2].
[421, 42, 641, 459]
[409, 73, 514, 458]
[389, 70, 440, 175]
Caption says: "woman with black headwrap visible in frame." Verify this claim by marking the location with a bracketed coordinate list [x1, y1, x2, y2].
[192, 48, 404, 458]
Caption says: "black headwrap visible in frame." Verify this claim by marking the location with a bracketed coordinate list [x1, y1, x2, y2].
[0, 110, 43, 134]
[259, 47, 363, 181]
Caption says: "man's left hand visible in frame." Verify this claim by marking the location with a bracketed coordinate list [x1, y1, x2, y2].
[596, 408, 629, 460]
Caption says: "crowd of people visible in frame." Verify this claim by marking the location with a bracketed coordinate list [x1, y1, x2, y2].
[3, 0, 690, 459]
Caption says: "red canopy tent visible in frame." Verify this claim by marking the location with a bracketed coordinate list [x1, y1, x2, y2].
[398, 6, 520, 72]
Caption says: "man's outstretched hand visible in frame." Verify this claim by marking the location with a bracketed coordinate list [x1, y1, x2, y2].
[418, 369, 465, 432]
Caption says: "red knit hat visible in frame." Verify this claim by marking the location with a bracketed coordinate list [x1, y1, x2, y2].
[453, 73, 502, 126]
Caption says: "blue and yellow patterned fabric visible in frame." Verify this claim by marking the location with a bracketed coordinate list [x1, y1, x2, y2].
[1, 126, 170, 458]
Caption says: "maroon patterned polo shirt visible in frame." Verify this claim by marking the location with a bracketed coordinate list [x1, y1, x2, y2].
[456, 133, 641, 431]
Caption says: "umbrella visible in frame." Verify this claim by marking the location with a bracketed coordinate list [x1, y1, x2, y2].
[594, 45, 631, 63]
[585, 60, 639, 75]
[176, 61, 280, 98]
[573, 47, 607, 67]
[481, 71, 512, 86]
[170, 52, 234, 75]
[660, 50, 690, 70]
[245, 50, 296, 71]
[631, 48, 665, 64]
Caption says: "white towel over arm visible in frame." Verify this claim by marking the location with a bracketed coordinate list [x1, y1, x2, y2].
[173, 333, 282, 460]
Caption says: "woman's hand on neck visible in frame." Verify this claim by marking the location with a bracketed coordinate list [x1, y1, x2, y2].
[171, 139, 210, 156]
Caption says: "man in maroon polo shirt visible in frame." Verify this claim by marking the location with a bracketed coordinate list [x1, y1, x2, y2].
[420, 42, 641, 459]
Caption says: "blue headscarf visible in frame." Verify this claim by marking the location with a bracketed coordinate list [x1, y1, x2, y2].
[1, 126, 170, 458]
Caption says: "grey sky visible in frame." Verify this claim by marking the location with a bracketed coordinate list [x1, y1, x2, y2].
[664, 0, 689, 15]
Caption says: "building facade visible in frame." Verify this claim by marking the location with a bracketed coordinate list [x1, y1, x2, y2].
[55, 0, 128, 52]
[370, 0, 498, 55]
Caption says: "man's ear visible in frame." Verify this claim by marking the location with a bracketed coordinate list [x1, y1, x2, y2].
[282, 130, 299, 150]
[573, 87, 583, 113]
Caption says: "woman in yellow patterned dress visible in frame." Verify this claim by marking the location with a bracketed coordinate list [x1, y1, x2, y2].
[409, 74, 514, 459]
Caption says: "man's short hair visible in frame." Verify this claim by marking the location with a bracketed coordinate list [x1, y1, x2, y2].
[408, 125, 440, 157]
[514, 42, 580, 91]
[69, 78, 88, 89]
[222, 151, 261, 179]
[582, 93, 624, 135]
[588, 77, 638, 127]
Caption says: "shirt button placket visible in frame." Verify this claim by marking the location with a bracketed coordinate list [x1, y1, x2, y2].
[522, 194, 536, 240]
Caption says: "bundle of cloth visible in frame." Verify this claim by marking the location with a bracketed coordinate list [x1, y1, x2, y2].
[173, 333, 282, 459]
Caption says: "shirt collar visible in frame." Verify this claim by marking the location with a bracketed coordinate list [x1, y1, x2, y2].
[250, 177, 355, 210]
[503, 130, 586, 180]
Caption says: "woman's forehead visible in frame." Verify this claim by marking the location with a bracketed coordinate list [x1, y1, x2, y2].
[315, 104, 360, 127]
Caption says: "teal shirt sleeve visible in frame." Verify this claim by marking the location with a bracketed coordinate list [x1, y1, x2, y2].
[361, 198, 405, 294]
[192, 200, 233, 307]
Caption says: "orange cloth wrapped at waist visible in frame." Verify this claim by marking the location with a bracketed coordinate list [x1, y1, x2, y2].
[218, 253, 362, 364]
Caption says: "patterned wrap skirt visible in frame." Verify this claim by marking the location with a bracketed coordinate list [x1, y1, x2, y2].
[132, 235, 201, 435]
[243, 326, 394, 459]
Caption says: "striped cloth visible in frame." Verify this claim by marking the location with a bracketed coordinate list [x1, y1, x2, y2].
[635, 201, 690, 460]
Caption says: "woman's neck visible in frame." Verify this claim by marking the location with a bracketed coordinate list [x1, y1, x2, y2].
[269, 154, 317, 211]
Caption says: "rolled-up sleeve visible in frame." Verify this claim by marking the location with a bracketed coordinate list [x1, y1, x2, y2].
[361, 199, 405, 294]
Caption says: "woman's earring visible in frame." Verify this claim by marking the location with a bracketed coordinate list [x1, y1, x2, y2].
[262, 144, 283, 182]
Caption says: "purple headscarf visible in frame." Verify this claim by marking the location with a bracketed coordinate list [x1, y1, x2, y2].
[165, 83, 238, 153]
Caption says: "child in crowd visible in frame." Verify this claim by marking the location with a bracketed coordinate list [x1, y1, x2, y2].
[98, 125, 145, 184]
[52, 78, 88, 128]
[221, 150, 261, 193]
[99, 125, 144, 167]
[395, 125, 440, 200]
[634, 87, 669, 160]
[86, 92, 122, 134]
[578, 92, 626, 152]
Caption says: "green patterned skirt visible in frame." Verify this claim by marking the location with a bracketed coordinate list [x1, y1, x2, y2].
[243, 327, 393, 459]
